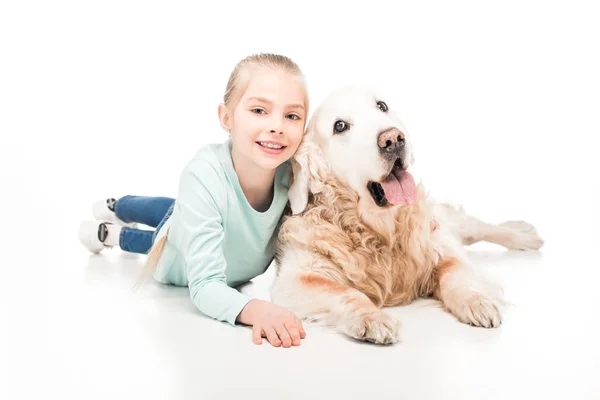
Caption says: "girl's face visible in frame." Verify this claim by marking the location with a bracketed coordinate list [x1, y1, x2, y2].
[220, 67, 308, 171]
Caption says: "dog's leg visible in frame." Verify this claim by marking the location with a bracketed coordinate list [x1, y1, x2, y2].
[271, 268, 400, 345]
[436, 203, 544, 250]
[434, 255, 504, 328]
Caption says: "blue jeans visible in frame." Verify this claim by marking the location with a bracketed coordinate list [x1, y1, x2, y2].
[113, 195, 175, 254]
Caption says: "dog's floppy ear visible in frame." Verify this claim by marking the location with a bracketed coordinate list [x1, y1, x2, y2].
[289, 114, 325, 214]
[288, 147, 311, 215]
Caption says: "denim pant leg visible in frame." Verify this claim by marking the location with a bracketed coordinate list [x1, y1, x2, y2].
[119, 202, 174, 255]
[119, 227, 155, 254]
[114, 195, 175, 227]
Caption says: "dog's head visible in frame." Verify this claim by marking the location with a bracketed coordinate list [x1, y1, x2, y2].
[289, 85, 417, 215]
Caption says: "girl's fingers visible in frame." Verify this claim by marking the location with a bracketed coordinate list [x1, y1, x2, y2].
[295, 317, 307, 338]
[284, 321, 302, 346]
[264, 326, 281, 347]
[275, 324, 292, 348]
[252, 325, 263, 345]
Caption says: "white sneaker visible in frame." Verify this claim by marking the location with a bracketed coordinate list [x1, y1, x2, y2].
[78, 221, 120, 253]
[92, 198, 137, 228]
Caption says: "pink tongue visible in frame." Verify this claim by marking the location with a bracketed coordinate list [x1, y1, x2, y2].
[380, 170, 417, 205]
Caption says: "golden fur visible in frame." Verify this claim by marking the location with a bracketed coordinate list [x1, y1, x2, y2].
[275, 176, 442, 309]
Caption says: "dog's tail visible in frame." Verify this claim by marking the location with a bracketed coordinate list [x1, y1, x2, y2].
[134, 227, 169, 291]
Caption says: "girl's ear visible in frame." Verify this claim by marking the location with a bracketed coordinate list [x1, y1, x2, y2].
[218, 104, 231, 133]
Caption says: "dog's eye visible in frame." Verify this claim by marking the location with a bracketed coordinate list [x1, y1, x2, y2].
[376, 101, 388, 112]
[334, 120, 349, 134]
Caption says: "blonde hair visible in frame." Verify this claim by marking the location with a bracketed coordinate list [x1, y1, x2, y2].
[223, 53, 309, 112]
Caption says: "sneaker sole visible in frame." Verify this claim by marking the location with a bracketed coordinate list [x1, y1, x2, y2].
[78, 221, 107, 253]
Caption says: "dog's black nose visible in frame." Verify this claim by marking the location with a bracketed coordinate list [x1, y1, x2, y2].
[378, 128, 405, 153]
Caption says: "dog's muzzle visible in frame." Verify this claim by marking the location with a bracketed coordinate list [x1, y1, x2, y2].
[366, 128, 416, 207]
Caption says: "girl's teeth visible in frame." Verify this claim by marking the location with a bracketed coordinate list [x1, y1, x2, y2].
[260, 142, 283, 149]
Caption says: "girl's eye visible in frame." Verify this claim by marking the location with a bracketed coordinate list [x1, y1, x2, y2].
[251, 108, 266, 114]
[287, 114, 300, 120]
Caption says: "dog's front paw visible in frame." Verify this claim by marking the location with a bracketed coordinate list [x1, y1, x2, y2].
[340, 309, 400, 344]
[450, 291, 502, 328]
[500, 220, 544, 250]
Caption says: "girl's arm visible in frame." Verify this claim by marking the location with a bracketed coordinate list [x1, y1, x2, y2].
[169, 158, 306, 346]
[171, 159, 252, 325]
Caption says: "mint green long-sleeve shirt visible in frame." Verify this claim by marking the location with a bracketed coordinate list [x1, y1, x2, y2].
[152, 137, 290, 325]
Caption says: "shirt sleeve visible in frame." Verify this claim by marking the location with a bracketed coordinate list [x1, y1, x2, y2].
[169, 159, 253, 326]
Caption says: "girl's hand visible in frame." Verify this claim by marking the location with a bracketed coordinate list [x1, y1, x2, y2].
[237, 299, 307, 347]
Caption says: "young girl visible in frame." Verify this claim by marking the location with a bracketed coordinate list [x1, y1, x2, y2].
[78, 53, 310, 348]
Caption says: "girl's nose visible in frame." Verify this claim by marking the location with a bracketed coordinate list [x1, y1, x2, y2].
[269, 115, 285, 134]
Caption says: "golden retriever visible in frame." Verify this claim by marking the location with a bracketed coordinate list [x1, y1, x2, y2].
[271, 85, 544, 344]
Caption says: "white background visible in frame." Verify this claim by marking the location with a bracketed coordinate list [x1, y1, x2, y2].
[1, 1, 599, 399]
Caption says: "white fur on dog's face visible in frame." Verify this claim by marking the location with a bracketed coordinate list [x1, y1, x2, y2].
[289, 85, 414, 214]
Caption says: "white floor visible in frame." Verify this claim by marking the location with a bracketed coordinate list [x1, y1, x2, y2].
[3, 185, 598, 399]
